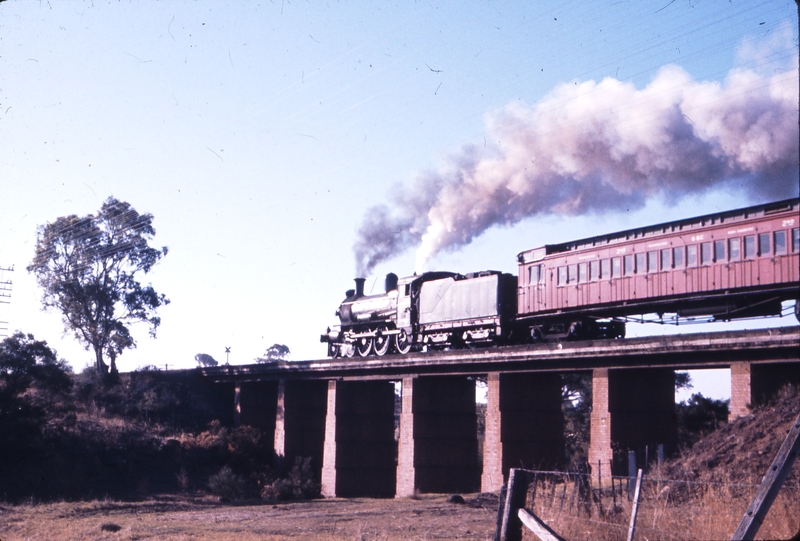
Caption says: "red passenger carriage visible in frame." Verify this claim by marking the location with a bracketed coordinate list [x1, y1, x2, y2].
[516, 198, 800, 340]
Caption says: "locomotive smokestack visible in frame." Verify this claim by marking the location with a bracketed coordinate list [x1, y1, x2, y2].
[354, 277, 366, 298]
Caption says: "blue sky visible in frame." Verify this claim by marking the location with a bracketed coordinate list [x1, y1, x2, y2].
[1, 1, 797, 400]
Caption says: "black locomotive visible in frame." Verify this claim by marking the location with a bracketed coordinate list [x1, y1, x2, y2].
[320, 270, 517, 357]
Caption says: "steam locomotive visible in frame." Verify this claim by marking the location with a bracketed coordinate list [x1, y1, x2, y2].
[321, 198, 800, 357]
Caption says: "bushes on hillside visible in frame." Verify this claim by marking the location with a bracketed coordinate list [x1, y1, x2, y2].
[0, 333, 73, 458]
[676, 393, 730, 448]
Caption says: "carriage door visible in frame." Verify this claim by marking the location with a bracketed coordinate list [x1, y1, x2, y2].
[530, 263, 546, 313]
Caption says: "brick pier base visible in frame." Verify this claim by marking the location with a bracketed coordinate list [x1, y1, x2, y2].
[588, 368, 677, 480]
[731, 361, 800, 418]
[588, 369, 613, 485]
[481, 372, 564, 493]
[396, 376, 480, 496]
[274, 380, 328, 481]
[321, 380, 396, 497]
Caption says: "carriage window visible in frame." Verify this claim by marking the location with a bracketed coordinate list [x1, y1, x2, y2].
[729, 238, 741, 261]
[612, 257, 621, 278]
[624, 255, 635, 276]
[687, 245, 698, 267]
[744, 235, 757, 259]
[404, 284, 411, 296]
[759, 233, 771, 255]
[673, 247, 684, 268]
[793, 228, 800, 253]
[635, 253, 646, 274]
[647, 251, 658, 272]
[578, 263, 588, 283]
[589, 260, 600, 281]
[600, 259, 611, 279]
[660, 249, 671, 270]
[567, 265, 578, 284]
[774, 231, 787, 255]
[700, 242, 713, 265]
[557, 267, 567, 286]
[714, 240, 725, 262]
[529, 264, 545, 285]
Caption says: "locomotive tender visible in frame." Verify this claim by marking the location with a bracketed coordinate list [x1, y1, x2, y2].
[322, 198, 800, 357]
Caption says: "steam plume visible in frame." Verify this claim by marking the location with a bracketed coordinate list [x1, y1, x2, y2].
[354, 43, 799, 276]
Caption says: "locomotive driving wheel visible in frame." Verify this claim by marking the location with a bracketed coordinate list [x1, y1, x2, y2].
[394, 329, 412, 354]
[356, 337, 373, 357]
[374, 330, 391, 356]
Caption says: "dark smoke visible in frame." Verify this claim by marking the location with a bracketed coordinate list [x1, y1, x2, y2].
[354, 42, 799, 276]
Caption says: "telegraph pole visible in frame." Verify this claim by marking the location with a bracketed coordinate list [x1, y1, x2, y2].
[0, 265, 12, 338]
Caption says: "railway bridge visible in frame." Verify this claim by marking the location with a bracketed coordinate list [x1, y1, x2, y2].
[201, 326, 800, 498]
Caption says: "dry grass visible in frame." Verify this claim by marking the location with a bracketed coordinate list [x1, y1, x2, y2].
[522, 471, 800, 541]
[0, 494, 498, 541]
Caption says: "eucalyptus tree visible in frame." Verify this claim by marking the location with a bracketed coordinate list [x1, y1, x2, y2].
[27, 198, 169, 375]
[258, 343, 290, 363]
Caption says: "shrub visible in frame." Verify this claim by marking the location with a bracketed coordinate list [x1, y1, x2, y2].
[676, 393, 729, 448]
[208, 466, 246, 501]
[261, 457, 320, 501]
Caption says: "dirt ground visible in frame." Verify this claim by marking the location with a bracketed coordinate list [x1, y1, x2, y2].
[0, 493, 499, 541]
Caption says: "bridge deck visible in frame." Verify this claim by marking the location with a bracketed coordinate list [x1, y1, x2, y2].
[202, 326, 800, 382]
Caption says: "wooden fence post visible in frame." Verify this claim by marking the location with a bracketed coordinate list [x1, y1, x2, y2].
[497, 468, 530, 541]
[626, 468, 643, 541]
[494, 482, 507, 541]
[731, 412, 800, 541]
[627, 450, 637, 499]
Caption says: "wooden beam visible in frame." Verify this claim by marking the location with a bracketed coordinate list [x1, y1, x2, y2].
[627, 469, 643, 541]
[731, 412, 800, 541]
[517, 508, 565, 541]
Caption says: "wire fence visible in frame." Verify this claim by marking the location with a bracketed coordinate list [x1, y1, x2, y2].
[513, 467, 800, 541]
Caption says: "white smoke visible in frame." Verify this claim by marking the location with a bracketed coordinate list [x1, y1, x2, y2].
[354, 36, 799, 276]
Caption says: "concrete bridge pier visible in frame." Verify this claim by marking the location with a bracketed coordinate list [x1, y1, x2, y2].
[588, 368, 677, 481]
[480, 372, 565, 493]
[731, 361, 800, 418]
[321, 380, 397, 498]
[396, 376, 481, 497]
